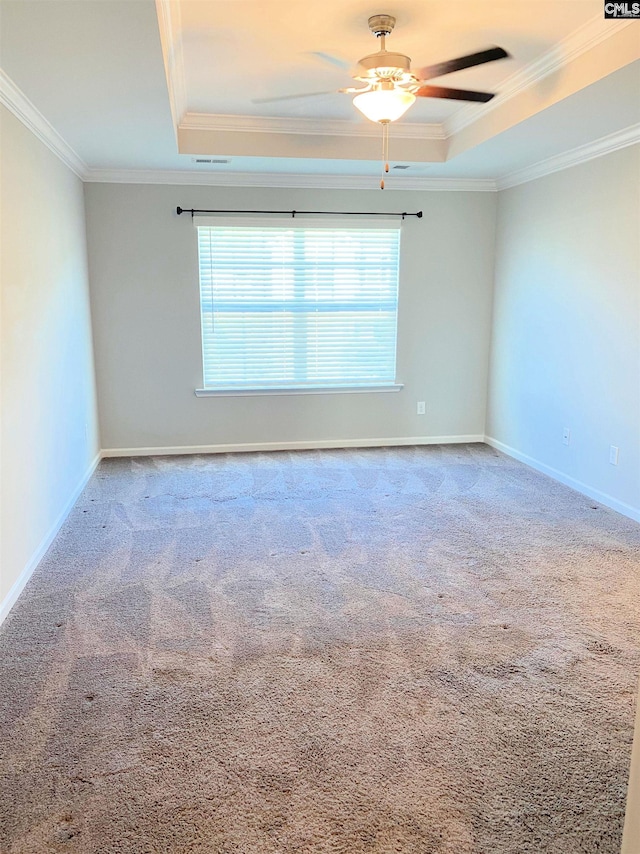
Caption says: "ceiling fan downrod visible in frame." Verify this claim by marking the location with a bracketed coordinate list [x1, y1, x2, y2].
[368, 14, 395, 52]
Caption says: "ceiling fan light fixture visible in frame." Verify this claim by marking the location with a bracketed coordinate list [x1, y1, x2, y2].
[352, 87, 416, 123]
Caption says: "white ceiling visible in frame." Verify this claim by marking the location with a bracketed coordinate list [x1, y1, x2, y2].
[0, 0, 638, 185]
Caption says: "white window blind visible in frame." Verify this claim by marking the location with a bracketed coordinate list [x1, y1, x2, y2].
[196, 221, 401, 392]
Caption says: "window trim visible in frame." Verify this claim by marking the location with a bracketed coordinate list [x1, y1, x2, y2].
[194, 217, 403, 395]
[194, 383, 404, 397]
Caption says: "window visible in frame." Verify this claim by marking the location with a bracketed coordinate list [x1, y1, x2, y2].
[196, 219, 401, 394]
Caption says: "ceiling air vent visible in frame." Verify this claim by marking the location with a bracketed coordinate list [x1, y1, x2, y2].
[192, 157, 231, 165]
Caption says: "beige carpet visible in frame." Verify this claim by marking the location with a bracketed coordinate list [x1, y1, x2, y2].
[1, 444, 639, 853]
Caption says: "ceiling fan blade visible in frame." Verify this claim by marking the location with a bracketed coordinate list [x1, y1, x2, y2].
[252, 90, 337, 104]
[309, 51, 352, 71]
[417, 47, 509, 82]
[415, 85, 495, 102]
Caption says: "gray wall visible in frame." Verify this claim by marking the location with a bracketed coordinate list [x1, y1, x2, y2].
[487, 145, 640, 520]
[84, 183, 497, 453]
[0, 106, 100, 608]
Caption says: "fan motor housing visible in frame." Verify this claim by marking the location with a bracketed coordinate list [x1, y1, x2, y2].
[357, 51, 414, 82]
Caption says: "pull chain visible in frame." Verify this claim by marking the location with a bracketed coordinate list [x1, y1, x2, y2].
[380, 121, 390, 190]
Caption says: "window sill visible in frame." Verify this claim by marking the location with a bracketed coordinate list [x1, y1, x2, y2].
[195, 383, 404, 397]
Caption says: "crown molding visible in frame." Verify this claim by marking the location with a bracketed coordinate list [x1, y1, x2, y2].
[497, 122, 640, 190]
[444, 15, 635, 138]
[180, 111, 447, 140]
[155, 0, 187, 132]
[83, 167, 497, 192]
[0, 68, 87, 178]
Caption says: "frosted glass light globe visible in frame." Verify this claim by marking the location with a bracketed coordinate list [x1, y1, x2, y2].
[353, 88, 416, 123]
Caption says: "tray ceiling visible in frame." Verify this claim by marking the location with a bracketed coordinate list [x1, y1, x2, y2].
[0, 0, 638, 184]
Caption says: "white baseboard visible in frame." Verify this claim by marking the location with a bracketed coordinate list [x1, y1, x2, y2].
[0, 452, 102, 627]
[101, 435, 485, 458]
[485, 436, 640, 524]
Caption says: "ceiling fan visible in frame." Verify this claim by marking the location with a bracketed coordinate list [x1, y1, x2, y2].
[253, 14, 509, 187]
[254, 14, 510, 121]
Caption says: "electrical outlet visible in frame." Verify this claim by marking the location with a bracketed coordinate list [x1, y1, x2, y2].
[417, 401, 426, 415]
[609, 445, 619, 465]
[562, 428, 570, 445]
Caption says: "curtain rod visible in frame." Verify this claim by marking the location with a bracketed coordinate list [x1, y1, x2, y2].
[176, 206, 422, 220]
